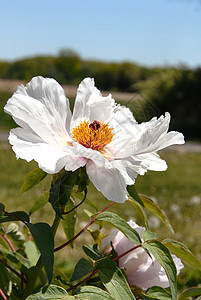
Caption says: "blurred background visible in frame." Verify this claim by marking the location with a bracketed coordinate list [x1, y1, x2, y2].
[0, 0, 201, 291]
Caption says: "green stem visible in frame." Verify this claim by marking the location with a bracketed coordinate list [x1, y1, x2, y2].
[22, 213, 61, 299]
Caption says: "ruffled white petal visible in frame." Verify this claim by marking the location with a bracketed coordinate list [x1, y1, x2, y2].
[9, 130, 68, 174]
[9, 128, 84, 174]
[108, 113, 184, 159]
[71, 78, 115, 128]
[86, 160, 128, 203]
[72, 142, 111, 168]
[4, 77, 72, 145]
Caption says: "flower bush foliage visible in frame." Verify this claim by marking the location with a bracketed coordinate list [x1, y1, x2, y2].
[0, 76, 201, 300]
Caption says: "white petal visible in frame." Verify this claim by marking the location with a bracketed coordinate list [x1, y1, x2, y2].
[71, 77, 115, 127]
[134, 152, 168, 173]
[72, 142, 110, 167]
[158, 131, 185, 150]
[8, 129, 84, 174]
[86, 160, 128, 203]
[25, 76, 72, 133]
[108, 112, 184, 160]
[111, 159, 140, 185]
[4, 77, 72, 145]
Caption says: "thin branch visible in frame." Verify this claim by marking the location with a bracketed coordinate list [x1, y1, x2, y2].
[67, 269, 98, 293]
[62, 189, 87, 215]
[0, 288, 7, 300]
[54, 201, 115, 252]
[113, 244, 142, 262]
[0, 258, 28, 283]
[4, 211, 27, 226]
[0, 233, 16, 252]
[67, 244, 143, 292]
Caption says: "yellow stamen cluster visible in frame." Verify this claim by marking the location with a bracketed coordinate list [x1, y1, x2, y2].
[71, 119, 114, 153]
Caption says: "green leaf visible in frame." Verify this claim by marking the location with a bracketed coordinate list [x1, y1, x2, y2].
[0, 203, 5, 212]
[25, 284, 68, 299]
[0, 263, 11, 296]
[27, 222, 54, 282]
[142, 295, 158, 300]
[178, 287, 201, 300]
[29, 191, 49, 215]
[82, 244, 104, 262]
[76, 285, 115, 299]
[163, 238, 201, 271]
[21, 167, 47, 194]
[146, 286, 172, 299]
[140, 195, 174, 234]
[128, 198, 149, 229]
[94, 211, 141, 245]
[89, 229, 104, 247]
[142, 230, 158, 242]
[49, 171, 79, 216]
[143, 241, 177, 300]
[62, 197, 76, 247]
[70, 258, 94, 282]
[24, 241, 40, 266]
[77, 169, 89, 192]
[0, 211, 30, 223]
[97, 258, 136, 300]
[127, 185, 144, 207]
[0, 246, 32, 269]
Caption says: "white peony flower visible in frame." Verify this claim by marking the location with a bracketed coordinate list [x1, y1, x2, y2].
[4, 76, 184, 203]
[100, 220, 184, 290]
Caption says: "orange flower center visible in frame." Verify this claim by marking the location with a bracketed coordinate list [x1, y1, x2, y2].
[71, 120, 114, 153]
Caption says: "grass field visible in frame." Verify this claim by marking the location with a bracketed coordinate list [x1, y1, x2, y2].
[0, 90, 201, 290]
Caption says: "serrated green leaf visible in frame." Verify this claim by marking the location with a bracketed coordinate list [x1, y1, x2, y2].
[49, 171, 79, 216]
[62, 197, 76, 248]
[25, 284, 68, 299]
[127, 185, 144, 207]
[97, 258, 136, 300]
[70, 258, 94, 282]
[142, 231, 158, 242]
[0, 211, 30, 223]
[21, 167, 47, 194]
[140, 195, 174, 234]
[29, 191, 49, 215]
[76, 285, 115, 299]
[146, 286, 172, 299]
[94, 211, 141, 245]
[82, 244, 104, 262]
[24, 241, 40, 267]
[178, 287, 201, 300]
[143, 241, 177, 300]
[163, 238, 201, 271]
[27, 222, 54, 282]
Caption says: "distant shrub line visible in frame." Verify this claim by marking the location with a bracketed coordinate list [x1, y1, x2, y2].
[0, 49, 201, 140]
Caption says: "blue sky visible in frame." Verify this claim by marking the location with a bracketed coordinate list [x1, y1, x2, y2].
[0, 0, 201, 67]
